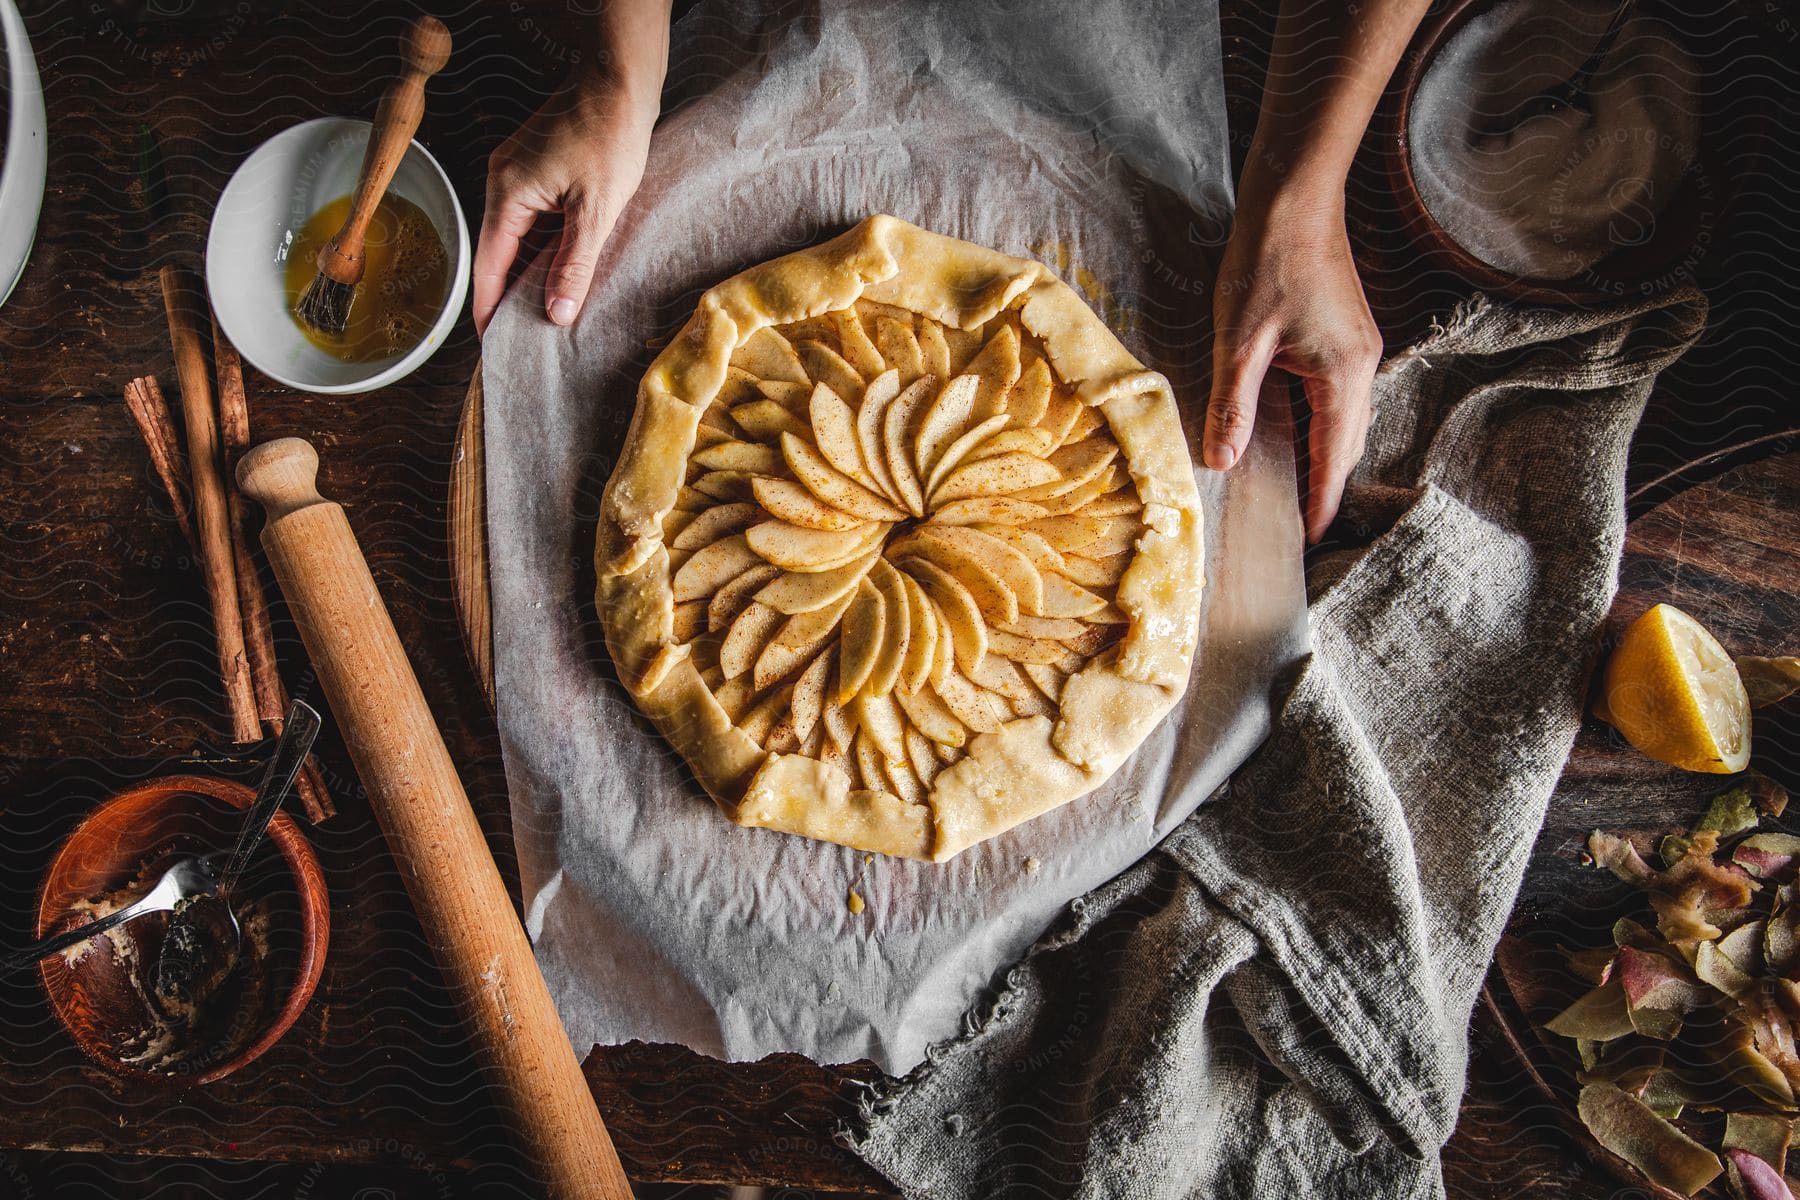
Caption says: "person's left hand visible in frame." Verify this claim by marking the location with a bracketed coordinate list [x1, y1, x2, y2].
[472, 71, 658, 335]
[1205, 188, 1382, 544]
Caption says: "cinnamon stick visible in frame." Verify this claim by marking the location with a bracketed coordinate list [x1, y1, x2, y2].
[160, 264, 261, 747]
[212, 309, 336, 823]
[294, 757, 335, 824]
[212, 315, 281, 723]
[121, 376, 196, 547]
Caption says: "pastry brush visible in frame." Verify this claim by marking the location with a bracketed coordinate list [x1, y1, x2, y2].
[294, 15, 452, 337]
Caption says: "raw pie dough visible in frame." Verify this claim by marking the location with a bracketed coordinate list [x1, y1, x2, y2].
[597, 215, 1204, 861]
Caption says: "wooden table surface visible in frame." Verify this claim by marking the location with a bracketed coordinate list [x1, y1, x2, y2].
[1, 0, 1797, 1195]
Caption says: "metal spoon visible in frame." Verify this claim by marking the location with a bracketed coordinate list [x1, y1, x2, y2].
[1504, 0, 1634, 130]
[152, 699, 322, 1006]
[1, 851, 226, 975]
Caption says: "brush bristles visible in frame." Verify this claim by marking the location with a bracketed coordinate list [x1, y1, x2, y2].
[295, 272, 356, 336]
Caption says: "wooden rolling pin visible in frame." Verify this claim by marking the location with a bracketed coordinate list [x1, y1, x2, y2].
[236, 437, 632, 1200]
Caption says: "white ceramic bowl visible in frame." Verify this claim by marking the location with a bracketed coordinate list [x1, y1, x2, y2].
[0, 0, 47, 310]
[206, 117, 470, 394]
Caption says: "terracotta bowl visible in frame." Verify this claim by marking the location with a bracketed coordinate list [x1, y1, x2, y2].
[35, 774, 329, 1085]
[1386, 0, 1753, 305]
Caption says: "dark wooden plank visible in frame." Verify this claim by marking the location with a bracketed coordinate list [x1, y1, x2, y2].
[2, 0, 566, 1189]
[1477, 451, 1800, 1199]
[0, 0, 893, 1188]
[1550, 449, 1800, 834]
[585, 1044, 887, 1190]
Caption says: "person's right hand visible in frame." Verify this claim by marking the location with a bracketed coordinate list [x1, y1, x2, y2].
[473, 73, 659, 336]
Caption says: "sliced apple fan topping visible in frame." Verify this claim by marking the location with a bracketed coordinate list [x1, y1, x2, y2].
[663, 300, 1144, 790]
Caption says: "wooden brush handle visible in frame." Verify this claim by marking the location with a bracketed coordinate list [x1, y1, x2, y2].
[237, 438, 633, 1200]
[319, 15, 452, 284]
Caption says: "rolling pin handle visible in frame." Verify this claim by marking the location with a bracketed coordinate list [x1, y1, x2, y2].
[237, 438, 325, 521]
[404, 15, 453, 75]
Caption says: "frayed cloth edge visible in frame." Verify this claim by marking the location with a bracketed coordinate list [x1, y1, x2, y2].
[835, 896, 1100, 1154]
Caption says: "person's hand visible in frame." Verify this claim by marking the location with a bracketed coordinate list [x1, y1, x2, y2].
[473, 73, 659, 335]
[1206, 190, 1382, 545]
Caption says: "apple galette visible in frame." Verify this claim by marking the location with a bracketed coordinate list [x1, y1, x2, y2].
[596, 215, 1204, 861]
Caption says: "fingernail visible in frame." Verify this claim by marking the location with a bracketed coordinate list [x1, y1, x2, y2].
[1204, 443, 1236, 471]
[549, 297, 578, 326]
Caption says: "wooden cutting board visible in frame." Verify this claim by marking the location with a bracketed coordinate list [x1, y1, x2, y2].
[449, 365, 491, 710]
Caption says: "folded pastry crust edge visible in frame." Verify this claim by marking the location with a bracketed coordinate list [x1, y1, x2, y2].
[595, 214, 1205, 861]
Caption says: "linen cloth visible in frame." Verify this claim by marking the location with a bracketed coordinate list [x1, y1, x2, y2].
[846, 287, 1710, 1197]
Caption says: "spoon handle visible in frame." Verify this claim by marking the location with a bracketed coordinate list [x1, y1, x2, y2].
[1553, 0, 1633, 107]
[219, 699, 322, 898]
[0, 893, 156, 974]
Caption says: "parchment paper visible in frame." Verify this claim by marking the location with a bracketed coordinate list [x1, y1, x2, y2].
[481, 0, 1310, 1075]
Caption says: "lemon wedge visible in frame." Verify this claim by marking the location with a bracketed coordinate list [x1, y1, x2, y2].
[1597, 603, 1752, 774]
